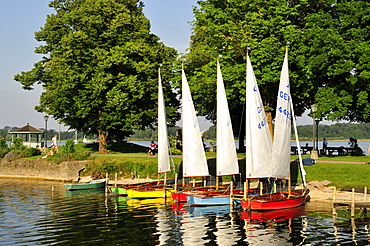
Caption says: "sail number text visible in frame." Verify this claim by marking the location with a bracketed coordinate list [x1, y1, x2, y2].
[278, 90, 291, 120]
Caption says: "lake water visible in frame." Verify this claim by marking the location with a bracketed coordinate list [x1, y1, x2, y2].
[2, 178, 370, 245]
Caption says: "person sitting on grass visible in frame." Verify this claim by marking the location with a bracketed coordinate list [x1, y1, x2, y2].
[148, 141, 157, 155]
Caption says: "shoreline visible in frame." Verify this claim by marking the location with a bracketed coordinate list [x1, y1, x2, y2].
[0, 174, 366, 205]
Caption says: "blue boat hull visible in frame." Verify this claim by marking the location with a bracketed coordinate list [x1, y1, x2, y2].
[187, 195, 239, 206]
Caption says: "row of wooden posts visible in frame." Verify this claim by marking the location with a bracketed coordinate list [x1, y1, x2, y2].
[333, 186, 370, 217]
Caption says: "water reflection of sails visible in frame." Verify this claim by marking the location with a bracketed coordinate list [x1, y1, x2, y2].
[213, 214, 241, 246]
[181, 212, 210, 245]
[176, 205, 241, 245]
[155, 205, 174, 245]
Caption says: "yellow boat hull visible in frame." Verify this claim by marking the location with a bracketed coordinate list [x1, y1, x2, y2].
[126, 188, 173, 198]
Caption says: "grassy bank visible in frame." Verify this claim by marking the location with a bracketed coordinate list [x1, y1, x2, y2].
[304, 162, 370, 188]
[32, 142, 370, 190]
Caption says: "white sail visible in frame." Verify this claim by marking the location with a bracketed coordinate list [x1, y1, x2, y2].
[182, 69, 209, 177]
[216, 60, 239, 176]
[271, 49, 292, 179]
[158, 68, 170, 173]
[245, 54, 273, 178]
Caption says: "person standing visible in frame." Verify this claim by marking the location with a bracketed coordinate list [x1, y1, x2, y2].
[323, 138, 328, 155]
[51, 135, 58, 152]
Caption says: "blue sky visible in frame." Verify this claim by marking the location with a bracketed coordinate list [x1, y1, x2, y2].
[0, 0, 198, 131]
[0, 0, 320, 133]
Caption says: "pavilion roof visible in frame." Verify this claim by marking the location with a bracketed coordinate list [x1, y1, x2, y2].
[9, 124, 44, 133]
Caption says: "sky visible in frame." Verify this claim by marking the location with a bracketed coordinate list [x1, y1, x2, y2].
[0, 0, 330, 133]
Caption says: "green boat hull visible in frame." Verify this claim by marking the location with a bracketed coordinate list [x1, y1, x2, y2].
[111, 187, 128, 196]
[64, 179, 107, 190]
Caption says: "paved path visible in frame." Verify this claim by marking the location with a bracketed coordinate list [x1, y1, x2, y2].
[315, 160, 366, 164]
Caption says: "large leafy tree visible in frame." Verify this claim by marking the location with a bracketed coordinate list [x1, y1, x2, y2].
[185, 0, 370, 150]
[14, 0, 179, 152]
[310, 0, 370, 122]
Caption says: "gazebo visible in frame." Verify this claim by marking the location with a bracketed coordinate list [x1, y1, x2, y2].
[9, 124, 44, 148]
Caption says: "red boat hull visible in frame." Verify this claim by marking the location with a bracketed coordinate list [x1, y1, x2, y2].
[240, 189, 310, 211]
[240, 204, 307, 223]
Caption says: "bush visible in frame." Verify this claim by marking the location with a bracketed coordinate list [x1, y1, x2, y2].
[0, 138, 8, 149]
[61, 139, 75, 154]
[169, 147, 181, 155]
[3, 146, 41, 161]
[10, 137, 26, 150]
[0, 148, 9, 158]
[48, 140, 91, 164]
[23, 148, 41, 157]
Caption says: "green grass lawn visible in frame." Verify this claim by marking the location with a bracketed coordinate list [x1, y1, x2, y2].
[31, 142, 370, 189]
[304, 162, 370, 188]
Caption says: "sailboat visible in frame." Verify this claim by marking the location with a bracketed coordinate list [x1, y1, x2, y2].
[240, 48, 309, 211]
[185, 60, 242, 206]
[113, 67, 173, 198]
[171, 67, 212, 202]
[181, 68, 209, 178]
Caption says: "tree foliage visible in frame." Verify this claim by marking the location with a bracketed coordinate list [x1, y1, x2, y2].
[14, 0, 179, 152]
[184, 0, 370, 147]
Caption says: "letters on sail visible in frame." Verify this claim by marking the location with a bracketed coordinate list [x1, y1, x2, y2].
[271, 49, 292, 179]
[245, 55, 273, 178]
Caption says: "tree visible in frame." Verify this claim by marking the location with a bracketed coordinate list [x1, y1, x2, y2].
[14, 0, 179, 153]
[311, 1, 370, 122]
[184, 0, 370, 150]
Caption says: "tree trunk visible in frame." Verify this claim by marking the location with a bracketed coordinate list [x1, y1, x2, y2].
[266, 111, 274, 142]
[98, 130, 109, 153]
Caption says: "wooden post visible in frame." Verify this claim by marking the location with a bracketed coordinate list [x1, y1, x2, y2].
[157, 173, 160, 185]
[333, 208, 338, 241]
[260, 181, 263, 195]
[105, 173, 109, 194]
[332, 186, 337, 216]
[192, 178, 196, 187]
[288, 174, 291, 197]
[351, 188, 355, 217]
[163, 173, 167, 199]
[364, 187, 367, 201]
[114, 173, 117, 188]
[244, 180, 248, 200]
[230, 181, 234, 210]
[174, 173, 178, 192]
[216, 176, 219, 190]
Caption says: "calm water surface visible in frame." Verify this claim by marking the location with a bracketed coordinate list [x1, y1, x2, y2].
[1, 178, 370, 245]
